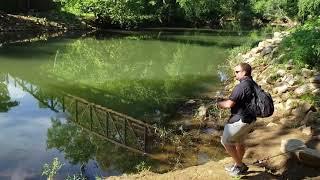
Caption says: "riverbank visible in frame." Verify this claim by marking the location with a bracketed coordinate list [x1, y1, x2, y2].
[108, 30, 320, 179]
[0, 11, 95, 46]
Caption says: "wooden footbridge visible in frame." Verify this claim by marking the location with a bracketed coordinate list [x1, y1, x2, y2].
[9, 75, 157, 157]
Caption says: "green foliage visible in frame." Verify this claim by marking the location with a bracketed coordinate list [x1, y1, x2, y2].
[42, 157, 64, 180]
[251, 0, 298, 20]
[277, 18, 320, 67]
[135, 161, 151, 172]
[298, 0, 320, 18]
[176, 0, 221, 25]
[54, 0, 165, 28]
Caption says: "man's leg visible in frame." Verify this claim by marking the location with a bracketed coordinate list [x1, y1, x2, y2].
[235, 143, 245, 162]
[224, 144, 242, 166]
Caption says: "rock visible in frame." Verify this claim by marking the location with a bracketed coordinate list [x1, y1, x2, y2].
[301, 102, 313, 113]
[282, 74, 296, 86]
[274, 97, 283, 104]
[261, 46, 273, 56]
[274, 82, 289, 93]
[281, 92, 291, 102]
[309, 74, 320, 84]
[294, 84, 310, 96]
[301, 68, 313, 78]
[242, 53, 252, 59]
[312, 89, 320, 95]
[266, 38, 274, 43]
[273, 38, 282, 44]
[308, 83, 320, 91]
[280, 138, 320, 167]
[274, 32, 282, 39]
[245, 57, 256, 63]
[196, 105, 207, 119]
[285, 64, 293, 70]
[280, 139, 306, 153]
[296, 148, 320, 167]
[301, 126, 312, 136]
[303, 111, 319, 125]
[285, 99, 299, 111]
[276, 69, 286, 76]
[258, 41, 268, 48]
[274, 103, 285, 112]
[250, 47, 263, 54]
[267, 122, 278, 127]
[292, 102, 312, 117]
[185, 100, 196, 104]
[279, 116, 295, 124]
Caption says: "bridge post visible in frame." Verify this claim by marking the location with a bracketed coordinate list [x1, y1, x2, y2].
[144, 126, 148, 153]
[106, 112, 109, 137]
[62, 96, 65, 112]
[75, 100, 78, 122]
[124, 120, 127, 145]
[90, 105, 93, 130]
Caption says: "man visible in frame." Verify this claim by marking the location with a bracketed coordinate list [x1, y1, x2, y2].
[218, 62, 256, 176]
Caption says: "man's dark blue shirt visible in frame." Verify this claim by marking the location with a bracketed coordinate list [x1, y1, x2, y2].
[228, 76, 256, 124]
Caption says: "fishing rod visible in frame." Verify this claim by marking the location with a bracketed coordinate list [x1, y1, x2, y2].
[248, 145, 306, 166]
[160, 96, 223, 102]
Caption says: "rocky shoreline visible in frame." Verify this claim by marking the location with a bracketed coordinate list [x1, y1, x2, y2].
[108, 31, 320, 179]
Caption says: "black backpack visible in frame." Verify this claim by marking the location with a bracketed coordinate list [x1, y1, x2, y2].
[246, 79, 274, 118]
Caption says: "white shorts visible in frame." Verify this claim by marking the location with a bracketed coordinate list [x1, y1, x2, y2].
[221, 119, 255, 145]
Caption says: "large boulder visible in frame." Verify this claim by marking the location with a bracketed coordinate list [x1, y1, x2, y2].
[308, 82, 320, 91]
[301, 68, 313, 78]
[309, 74, 320, 84]
[276, 69, 286, 76]
[294, 84, 310, 96]
[274, 32, 282, 39]
[312, 89, 320, 95]
[261, 46, 273, 56]
[291, 102, 312, 117]
[303, 111, 319, 125]
[274, 102, 286, 114]
[282, 74, 296, 86]
[280, 139, 306, 154]
[195, 105, 207, 120]
[274, 82, 289, 94]
[250, 47, 263, 54]
[296, 148, 320, 167]
[285, 99, 299, 111]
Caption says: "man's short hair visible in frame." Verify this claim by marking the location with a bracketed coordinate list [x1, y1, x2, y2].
[239, 63, 252, 76]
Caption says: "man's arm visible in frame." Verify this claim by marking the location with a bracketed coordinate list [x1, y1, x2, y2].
[218, 99, 235, 109]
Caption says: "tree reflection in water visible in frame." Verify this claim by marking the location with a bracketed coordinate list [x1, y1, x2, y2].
[46, 118, 154, 174]
[0, 74, 18, 112]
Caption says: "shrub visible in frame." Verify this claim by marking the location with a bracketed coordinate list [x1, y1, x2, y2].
[277, 18, 320, 68]
[298, 0, 320, 19]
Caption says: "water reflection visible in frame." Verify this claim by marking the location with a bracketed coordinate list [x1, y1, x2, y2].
[0, 30, 260, 178]
[0, 73, 18, 112]
[41, 33, 225, 123]
[5, 74, 155, 178]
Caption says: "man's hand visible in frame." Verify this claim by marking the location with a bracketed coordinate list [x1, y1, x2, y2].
[218, 99, 235, 109]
